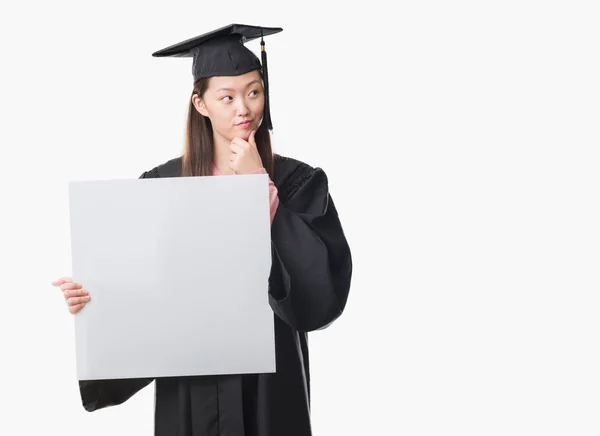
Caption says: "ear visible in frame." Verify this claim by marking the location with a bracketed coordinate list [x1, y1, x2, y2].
[191, 94, 209, 117]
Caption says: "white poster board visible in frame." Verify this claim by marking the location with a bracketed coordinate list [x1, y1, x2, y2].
[68, 174, 275, 380]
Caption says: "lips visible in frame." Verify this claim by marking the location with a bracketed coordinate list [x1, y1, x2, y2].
[236, 120, 251, 127]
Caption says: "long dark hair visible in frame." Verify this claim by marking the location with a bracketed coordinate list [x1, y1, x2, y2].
[180, 76, 275, 178]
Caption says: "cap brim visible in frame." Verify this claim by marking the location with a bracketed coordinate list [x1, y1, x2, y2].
[152, 23, 283, 58]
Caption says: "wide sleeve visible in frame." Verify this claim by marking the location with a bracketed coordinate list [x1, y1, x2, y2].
[77, 168, 158, 412]
[268, 166, 352, 332]
[79, 378, 154, 412]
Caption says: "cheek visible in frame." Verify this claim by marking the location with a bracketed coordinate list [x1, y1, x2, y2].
[252, 98, 265, 115]
[212, 107, 234, 125]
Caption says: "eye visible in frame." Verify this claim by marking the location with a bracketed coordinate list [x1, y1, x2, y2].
[249, 89, 260, 97]
[221, 95, 233, 102]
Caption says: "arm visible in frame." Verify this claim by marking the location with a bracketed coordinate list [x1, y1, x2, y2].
[268, 165, 352, 332]
[251, 167, 280, 225]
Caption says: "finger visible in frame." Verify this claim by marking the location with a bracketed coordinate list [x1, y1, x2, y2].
[248, 130, 256, 147]
[61, 282, 82, 291]
[69, 303, 85, 314]
[229, 143, 244, 154]
[231, 137, 250, 149]
[67, 296, 91, 306]
[52, 277, 73, 286]
[63, 288, 88, 299]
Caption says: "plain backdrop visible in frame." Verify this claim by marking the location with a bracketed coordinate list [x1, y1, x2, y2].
[1, 1, 599, 435]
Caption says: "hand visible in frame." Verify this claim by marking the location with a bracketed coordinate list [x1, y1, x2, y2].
[51, 277, 91, 314]
[229, 130, 264, 175]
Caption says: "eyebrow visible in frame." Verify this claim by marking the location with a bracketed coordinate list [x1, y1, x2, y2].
[215, 79, 262, 93]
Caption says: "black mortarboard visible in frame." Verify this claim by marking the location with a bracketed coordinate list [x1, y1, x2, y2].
[152, 24, 283, 131]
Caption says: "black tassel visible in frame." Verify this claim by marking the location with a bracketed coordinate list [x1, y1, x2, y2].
[260, 32, 273, 131]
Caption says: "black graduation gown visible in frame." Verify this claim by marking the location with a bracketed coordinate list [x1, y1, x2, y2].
[78, 154, 352, 436]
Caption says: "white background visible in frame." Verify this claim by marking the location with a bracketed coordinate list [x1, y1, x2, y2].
[1, 1, 599, 435]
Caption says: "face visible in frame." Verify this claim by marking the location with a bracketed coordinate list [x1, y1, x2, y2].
[192, 70, 265, 143]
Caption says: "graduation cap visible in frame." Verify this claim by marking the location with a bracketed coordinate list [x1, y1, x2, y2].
[152, 24, 283, 131]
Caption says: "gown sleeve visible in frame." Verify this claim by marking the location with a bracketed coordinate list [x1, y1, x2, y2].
[79, 378, 154, 412]
[268, 165, 352, 332]
[77, 169, 158, 411]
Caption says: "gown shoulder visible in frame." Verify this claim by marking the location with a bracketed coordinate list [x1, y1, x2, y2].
[138, 156, 182, 179]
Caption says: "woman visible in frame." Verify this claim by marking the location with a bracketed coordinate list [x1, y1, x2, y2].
[52, 24, 352, 436]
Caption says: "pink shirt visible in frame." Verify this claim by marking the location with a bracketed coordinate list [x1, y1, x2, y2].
[211, 162, 280, 225]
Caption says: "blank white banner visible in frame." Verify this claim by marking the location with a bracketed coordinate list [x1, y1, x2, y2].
[68, 173, 275, 380]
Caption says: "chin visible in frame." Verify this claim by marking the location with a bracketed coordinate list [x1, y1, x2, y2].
[240, 129, 254, 140]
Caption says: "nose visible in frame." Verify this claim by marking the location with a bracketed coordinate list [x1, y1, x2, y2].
[236, 99, 250, 117]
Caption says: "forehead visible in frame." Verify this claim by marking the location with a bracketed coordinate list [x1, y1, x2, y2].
[208, 70, 262, 91]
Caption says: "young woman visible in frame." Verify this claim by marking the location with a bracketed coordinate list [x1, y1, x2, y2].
[52, 24, 352, 436]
